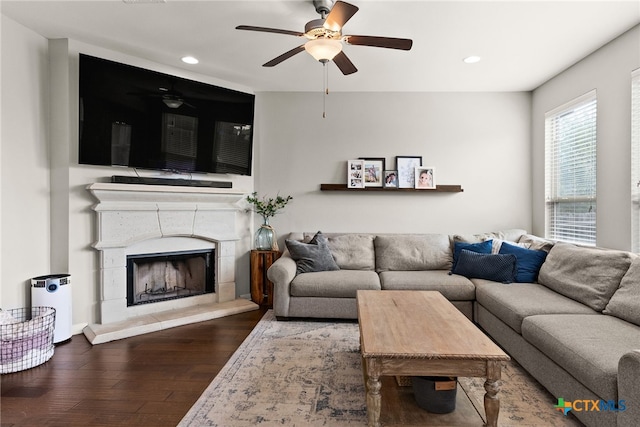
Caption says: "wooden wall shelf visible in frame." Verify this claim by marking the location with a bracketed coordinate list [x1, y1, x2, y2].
[320, 184, 464, 192]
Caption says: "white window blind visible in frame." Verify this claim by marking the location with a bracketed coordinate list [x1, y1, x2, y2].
[631, 69, 640, 251]
[545, 91, 597, 246]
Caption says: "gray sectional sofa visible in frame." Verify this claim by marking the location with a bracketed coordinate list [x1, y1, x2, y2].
[267, 230, 640, 427]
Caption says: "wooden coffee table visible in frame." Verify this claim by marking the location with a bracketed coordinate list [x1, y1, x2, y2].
[357, 290, 510, 427]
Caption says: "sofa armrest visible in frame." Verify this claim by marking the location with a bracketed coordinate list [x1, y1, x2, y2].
[267, 250, 297, 318]
[618, 349, 640, 426]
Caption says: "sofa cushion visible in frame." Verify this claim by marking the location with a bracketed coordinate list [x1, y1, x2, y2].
[453, 250, 517, 283]
[325, 234, 375, 270]
[379, 270, 475, 300]
[498, 242, 547, 283]
[285, 232, 340, 275]
[604, 256, 640, 326]
[538, 242, 634, 312]
[474, 280, 597, 333]
[522, 314, 640, 400]
[375, 234, 452, 271]
[290, 270, 381, 298]
[451, 240, 493, 271]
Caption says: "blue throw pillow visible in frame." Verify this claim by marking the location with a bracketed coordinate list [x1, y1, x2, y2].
[451, 240, 493, 272]
[498, 241, 548, 283]
[453, 249, 517, 283]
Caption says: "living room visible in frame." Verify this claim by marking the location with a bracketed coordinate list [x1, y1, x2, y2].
[1, 1, 640, 424]
[2, 0, 637, 335]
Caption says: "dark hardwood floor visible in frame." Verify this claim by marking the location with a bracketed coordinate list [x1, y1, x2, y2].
[1, 307, 268, 427]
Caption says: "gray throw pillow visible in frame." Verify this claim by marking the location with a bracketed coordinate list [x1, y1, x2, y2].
[285, 232, 339, 275]
[604, 256, 640, 326]
[517, 234, 555, 252]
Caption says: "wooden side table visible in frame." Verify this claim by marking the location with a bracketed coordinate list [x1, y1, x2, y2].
[250, 250, 281, 307]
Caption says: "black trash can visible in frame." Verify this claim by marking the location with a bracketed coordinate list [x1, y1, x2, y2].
[412, 376, 457, 413]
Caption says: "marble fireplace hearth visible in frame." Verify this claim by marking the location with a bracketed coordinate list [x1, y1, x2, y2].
[83, 299, 257, 345]
[83, 182, 258, 345]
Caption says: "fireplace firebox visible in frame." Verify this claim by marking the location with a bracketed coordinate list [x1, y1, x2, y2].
[126, 249, 215, 307]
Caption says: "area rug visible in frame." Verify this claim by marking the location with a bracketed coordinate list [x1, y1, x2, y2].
[179, 311, 583, 426]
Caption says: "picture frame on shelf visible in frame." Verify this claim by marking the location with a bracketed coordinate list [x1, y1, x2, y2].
[396, 156, 422, 188]
[359, 157, 386, 187]
[347, 159, 365, 188]
[383, 170, 398, 188]
[415, 167, 436, 189]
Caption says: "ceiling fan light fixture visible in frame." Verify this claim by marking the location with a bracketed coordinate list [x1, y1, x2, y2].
[162, 98, 183, 109]
[304, 38, 342, 62]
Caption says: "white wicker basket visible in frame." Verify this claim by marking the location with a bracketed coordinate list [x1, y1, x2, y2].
[0, 307, 56, 374]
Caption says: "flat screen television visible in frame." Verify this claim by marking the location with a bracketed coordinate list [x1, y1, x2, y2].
[78, 54, 255, 176]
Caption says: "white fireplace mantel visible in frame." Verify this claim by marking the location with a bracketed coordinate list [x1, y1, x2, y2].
[84, 182, 257, 343]
[88, 182, 246, 206]
[88, 182, 246, 246]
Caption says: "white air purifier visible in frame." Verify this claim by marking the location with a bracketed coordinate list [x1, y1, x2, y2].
[31, 274, 72, 343]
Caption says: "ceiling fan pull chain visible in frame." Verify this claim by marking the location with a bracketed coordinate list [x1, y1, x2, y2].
[326, 60, 330, 96]
[323, 61, 328, 118]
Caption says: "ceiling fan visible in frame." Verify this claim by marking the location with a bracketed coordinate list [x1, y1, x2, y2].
[129, 81, 195, 109]
[158, 87, 194, 110]
[236, 0, 413, 75]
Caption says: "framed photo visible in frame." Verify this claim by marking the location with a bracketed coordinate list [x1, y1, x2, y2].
[359, 157, 385, 187]
[383, 170, 398, 188]
[396, 156, 422, 188]
[347, 159, 365, 188]
[415, 167, 436, 189]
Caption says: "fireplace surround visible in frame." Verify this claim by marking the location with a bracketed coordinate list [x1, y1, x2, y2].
[83, 182, 257, 344]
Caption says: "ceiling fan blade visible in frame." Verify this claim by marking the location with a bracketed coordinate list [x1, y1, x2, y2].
[236, 25, 304, 37]
[333, 51, 358, 75]
[345, 35, 413, 51]
[263, 45, 306, 67]
[324, 1, 359, 32]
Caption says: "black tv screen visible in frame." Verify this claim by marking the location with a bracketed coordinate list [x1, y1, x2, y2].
[79, 54, 255, 175]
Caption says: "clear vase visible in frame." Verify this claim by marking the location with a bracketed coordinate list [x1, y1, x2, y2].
[255, 217, 276, 250]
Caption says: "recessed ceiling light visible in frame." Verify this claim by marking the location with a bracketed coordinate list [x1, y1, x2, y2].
[463, 56, 481, 64]
[181, 56, 199, 65]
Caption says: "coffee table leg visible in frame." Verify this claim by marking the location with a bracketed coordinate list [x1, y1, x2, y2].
[363, 357, 382, 427]
[484, 361, 502, 427]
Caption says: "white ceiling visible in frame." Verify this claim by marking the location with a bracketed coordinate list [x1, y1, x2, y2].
[2, 0, 640, 92]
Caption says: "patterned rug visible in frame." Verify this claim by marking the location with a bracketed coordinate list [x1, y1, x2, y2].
[179, 311, 583, 426]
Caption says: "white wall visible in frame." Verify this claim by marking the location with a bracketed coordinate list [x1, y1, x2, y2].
[254, 91, 532, 244]
[1, 16, 50, 309]
[532, 25, 640, 251]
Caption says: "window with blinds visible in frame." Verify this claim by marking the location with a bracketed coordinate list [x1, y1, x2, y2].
[212, 121, 253, 175]
[631, 69, 640, 251]
[544, 91, 597, 246]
